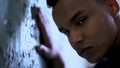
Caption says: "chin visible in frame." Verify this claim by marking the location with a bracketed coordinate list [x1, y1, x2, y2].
[85, 57, 99, 63]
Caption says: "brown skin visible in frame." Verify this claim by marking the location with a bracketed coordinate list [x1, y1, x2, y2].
[52, 0, 120, 63]
[36, 0, 120, 67]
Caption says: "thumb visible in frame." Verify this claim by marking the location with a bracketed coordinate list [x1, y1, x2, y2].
[36, 44, 50, 55]
[36, 44, 57, 58]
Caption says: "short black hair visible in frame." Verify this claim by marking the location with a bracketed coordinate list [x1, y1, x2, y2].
[47, 0, 58, 7]
[47, 0, 105, 7]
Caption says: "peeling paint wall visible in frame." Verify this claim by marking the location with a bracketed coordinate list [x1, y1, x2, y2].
[0, 0, 48, 68]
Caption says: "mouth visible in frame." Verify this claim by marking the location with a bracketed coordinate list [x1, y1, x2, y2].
[80, 46, 93, 57]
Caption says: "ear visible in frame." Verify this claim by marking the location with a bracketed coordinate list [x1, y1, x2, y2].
[108, 0, 119, 16]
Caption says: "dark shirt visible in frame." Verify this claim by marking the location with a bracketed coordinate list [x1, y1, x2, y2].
[94, 46, 120, 68]
[94, 59, 110, 68]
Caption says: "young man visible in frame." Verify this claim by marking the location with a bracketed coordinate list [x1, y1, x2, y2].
[36, 0, 120, 68]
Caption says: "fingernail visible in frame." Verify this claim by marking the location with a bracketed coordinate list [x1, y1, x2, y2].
[35, 45, 45, 54]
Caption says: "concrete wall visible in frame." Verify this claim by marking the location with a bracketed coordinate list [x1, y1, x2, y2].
[0, 0, 48, 68]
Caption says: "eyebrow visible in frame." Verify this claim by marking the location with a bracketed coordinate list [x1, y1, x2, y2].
[70, 11, 83, 21]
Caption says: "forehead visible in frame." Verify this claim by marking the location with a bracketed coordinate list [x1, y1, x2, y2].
[52, 0, 97, 26]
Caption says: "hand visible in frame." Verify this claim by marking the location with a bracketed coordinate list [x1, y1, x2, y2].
[34, 8, 65, 68]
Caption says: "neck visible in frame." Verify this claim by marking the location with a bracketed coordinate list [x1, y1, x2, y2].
[113, 15, 120, 47]
[105, 14, 120, 61]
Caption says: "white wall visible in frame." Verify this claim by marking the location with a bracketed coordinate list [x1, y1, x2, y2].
[0, 0, 47, 68]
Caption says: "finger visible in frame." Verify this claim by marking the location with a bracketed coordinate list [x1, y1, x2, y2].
[35, 8, 52, 48]
[35, 8, 62, 50]
[40, 44, 50, 54]
[36, 44, 56, 58]
[36, 44, 50, 55]
[37, 45, 57, 59]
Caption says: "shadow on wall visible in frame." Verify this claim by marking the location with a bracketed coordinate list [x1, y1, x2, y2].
[0, 0, 28, 67]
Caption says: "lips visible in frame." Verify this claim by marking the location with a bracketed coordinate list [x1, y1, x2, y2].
[80, 46, 93, 57]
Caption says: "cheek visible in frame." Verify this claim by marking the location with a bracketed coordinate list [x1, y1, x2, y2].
[87, 15, 117, 47]
[83, 16, 118, 62]
[98, 14, 117, 42]
[86, 13, 117, 43]
[93, 16, 117, 48]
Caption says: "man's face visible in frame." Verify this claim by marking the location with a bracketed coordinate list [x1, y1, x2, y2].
[52, 0, 118, 63]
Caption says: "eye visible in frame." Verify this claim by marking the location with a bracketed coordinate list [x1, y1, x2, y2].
[59, 28, 70, 36]
[76, 16, 88, 26]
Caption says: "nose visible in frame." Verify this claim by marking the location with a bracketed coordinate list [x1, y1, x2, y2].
[69, 29, 84, 46]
